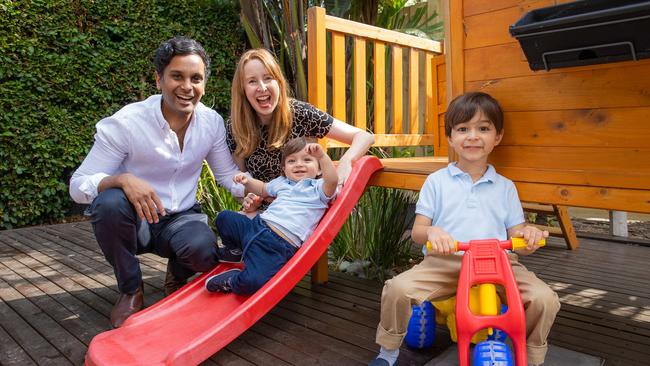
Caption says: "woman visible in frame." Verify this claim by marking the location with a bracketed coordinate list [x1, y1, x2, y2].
[227, 48, 374, 211]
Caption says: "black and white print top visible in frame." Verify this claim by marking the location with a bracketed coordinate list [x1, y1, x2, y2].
[226, 99, 334, 183]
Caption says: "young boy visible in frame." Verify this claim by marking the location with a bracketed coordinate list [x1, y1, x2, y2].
[205, 137, 338, 295]
[369, 92, 560, 366]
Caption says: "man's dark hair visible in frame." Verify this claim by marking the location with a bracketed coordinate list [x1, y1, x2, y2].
[444, 92, 504, 137]
[153, 36, 211, 78]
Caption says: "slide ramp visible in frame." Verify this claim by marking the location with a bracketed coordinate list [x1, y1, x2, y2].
[85, 156, 383, 366]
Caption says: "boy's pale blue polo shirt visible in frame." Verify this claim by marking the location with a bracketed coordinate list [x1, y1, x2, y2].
[260, 176, 334, 245]
[415, 163, 524, 243]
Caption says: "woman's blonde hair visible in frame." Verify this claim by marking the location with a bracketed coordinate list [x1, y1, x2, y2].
[230, 48, 292, 158]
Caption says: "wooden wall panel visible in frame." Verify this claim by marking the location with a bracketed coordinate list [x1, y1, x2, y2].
[465, 43, 650, 81]
[500, 108, 650, 148]
[497, 167, 650, 191]
[466, 64, 650, 111]
[490, 147, 650, 177]
[464, 0, 521, 17]
[464, 0, 576, 49]
[464, 1, 554, 49]
[515, 182, 650, 214]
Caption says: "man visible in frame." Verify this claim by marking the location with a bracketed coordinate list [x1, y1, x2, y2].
[70, 36, 243, 328]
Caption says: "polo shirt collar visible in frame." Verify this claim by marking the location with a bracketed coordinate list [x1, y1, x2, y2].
[448, 162, 496, 184]
[285, 177, 318, 186]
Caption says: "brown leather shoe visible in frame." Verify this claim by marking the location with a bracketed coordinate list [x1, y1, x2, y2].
[110, 285, 143, 328]
[164, 261, 187, 296]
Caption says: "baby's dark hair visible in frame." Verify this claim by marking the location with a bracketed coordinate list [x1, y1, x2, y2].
[444, 92, 504, 137]
[280, 137, 318, 173]
[153, 36, 211, 78]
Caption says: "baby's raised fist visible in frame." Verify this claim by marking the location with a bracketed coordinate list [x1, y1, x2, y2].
[305, 143, 324, 158]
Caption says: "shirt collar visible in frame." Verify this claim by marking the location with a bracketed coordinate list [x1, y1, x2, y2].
[154, 94, 198, 130]
[448, 162, 496, 184]
[284, 176, 318, 186]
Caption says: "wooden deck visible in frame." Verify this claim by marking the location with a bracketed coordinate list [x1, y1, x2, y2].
[0, 222, 648, 366]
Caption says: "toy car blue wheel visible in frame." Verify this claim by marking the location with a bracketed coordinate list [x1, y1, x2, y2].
[473, 340, 513, 366]
[404, 301, 436, 349]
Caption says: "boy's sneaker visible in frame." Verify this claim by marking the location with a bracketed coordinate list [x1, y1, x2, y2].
[217, 245, 243, 263]
[205, 268, 241, 293]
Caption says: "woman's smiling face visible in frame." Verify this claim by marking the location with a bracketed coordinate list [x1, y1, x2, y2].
[243, 58, 280, 125]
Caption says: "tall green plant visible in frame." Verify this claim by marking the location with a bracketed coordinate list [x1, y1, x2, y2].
[331, 186, 417, 281]
[239, 0, 310, 100]
[327, 0, 443, 40]
[196, 162, 241, 228]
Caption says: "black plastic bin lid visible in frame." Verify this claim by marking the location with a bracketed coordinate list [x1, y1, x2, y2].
[510, 0, 650, 36]
[509, 0, 650, 71]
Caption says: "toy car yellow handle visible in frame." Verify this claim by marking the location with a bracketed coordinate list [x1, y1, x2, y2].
[509, 237, 546, 250]
[423, 237, 546, 255]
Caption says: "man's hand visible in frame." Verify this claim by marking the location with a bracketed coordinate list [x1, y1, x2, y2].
[425, 227, 456, 256]
[511, 225, 549, 255]
[119, 173, 166, 224]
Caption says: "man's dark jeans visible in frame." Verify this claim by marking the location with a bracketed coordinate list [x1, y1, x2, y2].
[215, 210, 297, 295]
[90, 188, 217, 294]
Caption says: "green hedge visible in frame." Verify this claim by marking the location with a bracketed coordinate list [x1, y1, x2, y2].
[0, 0, 245, 229]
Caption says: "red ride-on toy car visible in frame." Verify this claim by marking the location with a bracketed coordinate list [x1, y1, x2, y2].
[421, 237, 545, 366]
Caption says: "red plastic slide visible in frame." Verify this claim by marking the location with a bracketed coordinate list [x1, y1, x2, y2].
[85, 156, 383, 366]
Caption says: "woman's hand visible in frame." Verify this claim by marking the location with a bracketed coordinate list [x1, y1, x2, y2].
[336, 158, 353, 185]
[326, 120, 374, 185]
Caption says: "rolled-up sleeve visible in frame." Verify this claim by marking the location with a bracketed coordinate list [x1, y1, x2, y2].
[205, 114, 245, 198]
[69, 118, 128, 203]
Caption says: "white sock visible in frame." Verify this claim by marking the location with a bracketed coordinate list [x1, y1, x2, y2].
[377, 346, 399, 365]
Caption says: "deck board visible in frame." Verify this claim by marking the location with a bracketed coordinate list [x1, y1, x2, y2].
[0, 221, 649, 365]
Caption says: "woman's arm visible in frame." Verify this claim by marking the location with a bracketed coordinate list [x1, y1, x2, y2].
[325, 119, 374, 184]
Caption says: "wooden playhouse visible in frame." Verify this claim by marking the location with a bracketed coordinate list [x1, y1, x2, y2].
[306, 0, 650, 282]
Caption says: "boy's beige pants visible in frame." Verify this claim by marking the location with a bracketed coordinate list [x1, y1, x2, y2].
[376, 253, 560, 365]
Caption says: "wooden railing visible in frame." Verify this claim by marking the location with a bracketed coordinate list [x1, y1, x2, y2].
[307, 7, 447, 283]
[307, 6, 446, 154]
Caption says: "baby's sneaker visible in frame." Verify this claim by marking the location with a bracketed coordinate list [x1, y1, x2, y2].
[205, 268, 241, 293]
[217, 245, 243, 263]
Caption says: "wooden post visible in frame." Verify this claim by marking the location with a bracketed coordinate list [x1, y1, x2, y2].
[554, 205, 579, 250]
[354, 37, 367, 130]
[610, 211, 629, 237]
[443, 0, 463, 163]
[308, 6, 329, 285]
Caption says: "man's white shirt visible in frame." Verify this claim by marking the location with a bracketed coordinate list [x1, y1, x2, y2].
[70, 95, 244, 213]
